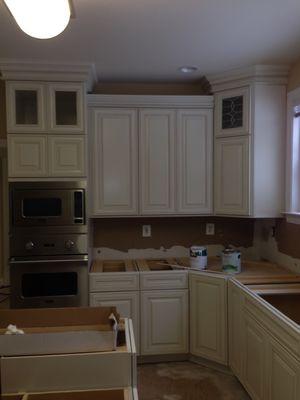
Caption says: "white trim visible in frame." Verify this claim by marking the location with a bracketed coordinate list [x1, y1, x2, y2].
[285, 87, 300, 221]
[87, 94, 214, 109]
[208, 64, 289, 92]
[0, 60, 97, 91]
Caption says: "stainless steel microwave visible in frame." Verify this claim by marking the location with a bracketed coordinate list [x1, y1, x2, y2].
[9, 181, 86, 229]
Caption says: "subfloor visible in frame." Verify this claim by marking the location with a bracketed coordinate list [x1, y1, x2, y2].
[138, 361, 250, 400]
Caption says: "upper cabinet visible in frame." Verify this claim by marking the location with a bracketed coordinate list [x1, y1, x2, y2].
[210, 65, 289, 217]
[139, 109, 176, 214]
[6, 81, 85, 134]
[90, 108, 138, 215]
[87, 95, 214, 217]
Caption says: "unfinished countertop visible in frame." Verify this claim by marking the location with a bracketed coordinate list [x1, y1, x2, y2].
[90, 259, 137, 273]
[177, 257, 300, 284]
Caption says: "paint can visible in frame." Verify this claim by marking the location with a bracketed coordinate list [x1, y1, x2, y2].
[189, 246, 207, 270]
[221, 248, 241, 274]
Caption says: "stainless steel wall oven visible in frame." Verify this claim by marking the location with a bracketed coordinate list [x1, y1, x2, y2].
[9, 181, 88, 309]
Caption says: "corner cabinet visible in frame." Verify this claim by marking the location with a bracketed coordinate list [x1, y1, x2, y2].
[87, 95, 214, 217]
[211, 66, 288, 217]
[189, 272, 228, 365]
[6, 80, 87, 180]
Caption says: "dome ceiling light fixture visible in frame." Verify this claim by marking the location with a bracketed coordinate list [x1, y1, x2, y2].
[3, 0, 74, 39]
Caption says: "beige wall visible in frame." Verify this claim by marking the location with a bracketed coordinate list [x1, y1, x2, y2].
[288, 59, 300, 92]
[0, 81, 6, 139]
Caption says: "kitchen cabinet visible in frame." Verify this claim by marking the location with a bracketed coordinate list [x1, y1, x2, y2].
[139, 109, 176, 214]
[6, 80, 86, 180]
[87, 95, 214, 216]
[211, 66, 287, 217]
[140, 289, 188, 355]
[243, 311, 267, 400]
[214, 135, 250, 215]
[8, 135, 47, 177]
[177, 109, 213, 214]
[6, 81, 85, 133]
[89, 108, 138, 216]
[189, 272, 228, 365]
[8, 134, 86, 178]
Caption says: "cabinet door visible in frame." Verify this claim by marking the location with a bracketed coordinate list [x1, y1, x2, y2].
[8, 135, 47, 178]
[215, 136, 250, 215]
[91, 109, 138, 215]
[177, 109, 213, 214]
[89, 291, 140, 353]
[266, 338, 300, 400]
[190, 272, 228, 365]
[6, 82, 46, 133]
[228, 281, 244, 381]
[48, 135, 86, 177]
[140, 109, 176, 214]
[48, 83, 85, 133]
[215, 87, 250, 137]
[243, 312, 267, 400]
[140, 290, 188, 355]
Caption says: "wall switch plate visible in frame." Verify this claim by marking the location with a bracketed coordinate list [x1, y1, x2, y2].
[206, 223, 215, 235]
[142, 225, 151, 237]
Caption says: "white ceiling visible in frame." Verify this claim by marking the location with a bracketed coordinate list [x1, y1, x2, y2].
[0, 0, 300, 83]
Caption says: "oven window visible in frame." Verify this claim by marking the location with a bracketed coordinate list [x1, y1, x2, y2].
[22, 272, 77, 297]
[22, 198, 62, 217]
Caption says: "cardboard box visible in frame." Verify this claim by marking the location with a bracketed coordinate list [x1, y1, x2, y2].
[1, 387, 139, 400]
[0, 307, 119, 356]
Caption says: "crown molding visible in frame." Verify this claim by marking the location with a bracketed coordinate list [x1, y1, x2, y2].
[207, 64, 290, 92]
[0, 59, 98, 91]
[87, 94, 214, 108]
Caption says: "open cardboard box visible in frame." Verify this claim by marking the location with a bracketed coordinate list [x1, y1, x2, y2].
[1, 387, 138, 400]
[0, 307, 120, 356]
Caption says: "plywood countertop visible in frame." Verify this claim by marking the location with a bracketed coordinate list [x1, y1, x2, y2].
[90, 259, 137, 273]
[177, 257, 300, 284]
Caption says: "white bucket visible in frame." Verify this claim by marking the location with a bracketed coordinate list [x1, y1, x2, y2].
[221, 249, 241, 274]
[189, 246, 207, 270]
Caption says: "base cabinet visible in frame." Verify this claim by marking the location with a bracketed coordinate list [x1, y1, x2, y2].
[140, 290, 188, 355]
[190, 272, 228, 365]
[90, 291, 140, 354]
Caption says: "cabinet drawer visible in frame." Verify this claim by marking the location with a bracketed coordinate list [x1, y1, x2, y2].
[1, 319, 136, 394]
[89, 272, 139, 292]
[140, 271, 188, 290]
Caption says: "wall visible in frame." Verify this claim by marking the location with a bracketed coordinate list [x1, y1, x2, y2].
[0, 81, 6, 139]
[92, 217, 258, 260]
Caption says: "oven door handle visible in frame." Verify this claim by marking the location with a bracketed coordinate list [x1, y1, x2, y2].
[10, 257, 88, 264]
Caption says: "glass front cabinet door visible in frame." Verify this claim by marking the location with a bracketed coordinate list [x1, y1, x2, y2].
[48, 83, 85, 133]
[6, 82, 46, 133]
[214, 87, 250, 137]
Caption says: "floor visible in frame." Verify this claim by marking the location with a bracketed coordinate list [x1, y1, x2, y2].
[138, 362, 250, 400]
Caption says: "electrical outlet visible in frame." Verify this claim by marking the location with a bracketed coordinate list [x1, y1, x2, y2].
[206, 223, 215, 235]
[142, 225, 151, 237]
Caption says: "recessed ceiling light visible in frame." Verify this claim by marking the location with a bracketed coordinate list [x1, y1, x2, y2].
[178, 66, 198, 74]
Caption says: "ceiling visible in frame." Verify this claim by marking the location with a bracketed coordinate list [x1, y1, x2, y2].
[0, 0, 300, 83]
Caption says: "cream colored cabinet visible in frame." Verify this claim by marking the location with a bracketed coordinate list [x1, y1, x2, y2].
[214, 136, 250, 215]
[177, 109, 213, 214]
[6, 82, 46, 133]
[90, 291, 140, 354]
[48, 135, 86, 177]
[211, 67, 287, 217]
[243, 312, 267, 400]
[48, 83, 85, 133]
[8, 135, 85, 178]
[8, 135, 47, 177]
[228, 280, 244, 381]
[87, 96, 214, 217]
[90, 108, 138, 216]
[140, 289, 188, 355]
[6, 81, 85, 134]
[189, 272, 228, 365]
[139, 109, 176, 214]
[267, 337, 300, 400]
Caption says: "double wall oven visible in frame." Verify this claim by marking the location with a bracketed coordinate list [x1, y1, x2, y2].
[9, 181, 88, 308]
